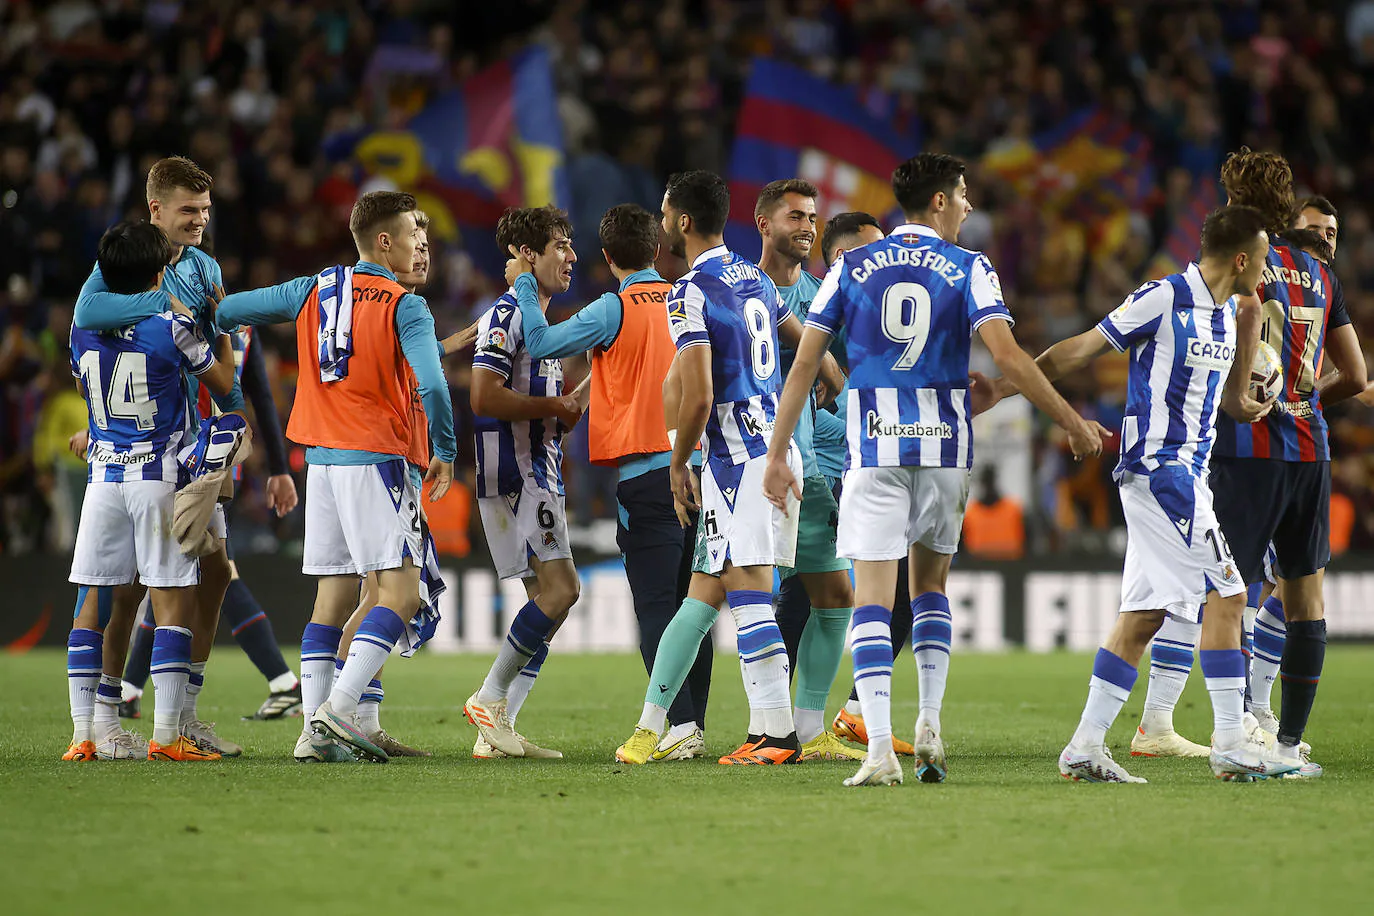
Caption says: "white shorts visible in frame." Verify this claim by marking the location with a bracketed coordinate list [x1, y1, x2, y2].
[837, 466, 970, 560]
[303, 460, 423, 576]
[477, 483, 572, 580]
[699, 447, 801, 574]
[70, 481, 199, 588]
[1119, 469, 1247, 622]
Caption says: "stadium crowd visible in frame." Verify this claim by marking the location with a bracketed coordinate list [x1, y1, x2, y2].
[5, 0, 1374, 559]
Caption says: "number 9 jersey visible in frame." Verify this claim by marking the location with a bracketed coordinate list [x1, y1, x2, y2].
[806, 223, 1012, 471]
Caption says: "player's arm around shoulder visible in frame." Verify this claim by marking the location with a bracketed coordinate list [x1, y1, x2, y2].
[170, 311, 236, 397]
[74, 263, 171, 331]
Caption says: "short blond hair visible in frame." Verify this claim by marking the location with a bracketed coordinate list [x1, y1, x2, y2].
[146, 156, 212, 202]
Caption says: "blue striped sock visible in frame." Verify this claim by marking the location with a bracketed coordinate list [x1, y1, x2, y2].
[357, 678, 384, 733]
[480, 601, 557, 703]
[1200, 648, 1246, 746]
[150, 626, 192, 744]
[851, 604, 894, 750]
[1072, 648, 1137, 748]
[1141, 617, 1198, 729]
[507, 642, 549, 726]
[67, 628, 103, 743]
[300, 623, 343, 720]
[333, 607, 405, 715]
[911, 592, 952, 733]
[728, 590, 793, 736]
[1251, 596, 1285, 713]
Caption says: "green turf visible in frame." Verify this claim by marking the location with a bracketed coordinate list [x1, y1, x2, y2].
[2, 647, 1370, 915]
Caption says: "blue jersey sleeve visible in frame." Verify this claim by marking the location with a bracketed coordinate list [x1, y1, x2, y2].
[1328, 272, 1351, 330]
[216, 276, 314, 331]
[515, 273, 621, 358]
[1097, 280, 1172, 352]
[805, 258, 846, 337]
[74, 264, 171, 331]
[666, 277, 710, 351]
[396, 293, 457, 463]
[473, 298, 520, 379]
[967, 254, 1013, 330]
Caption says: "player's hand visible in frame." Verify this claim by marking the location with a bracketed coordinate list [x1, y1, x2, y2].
[68, 428, 89, 461]
[167, 293, 193, 318]
[1237, 390, 1277, 422]
[506, 245, 535, 286]
[424, 457, 454, 503]
[552, 395, 582, 430]
[265, 473, 298, 517]
[762, 454, 803, 516]
[441, 320, 481, 356]
[968, 371, 1004, 416]
[1065, 418, 1112, 460]
[670, 460, 699, 527]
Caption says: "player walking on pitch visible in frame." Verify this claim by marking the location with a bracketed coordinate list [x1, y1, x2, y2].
[765, 153, 1108, 786]
[979, 205, 1304, 782]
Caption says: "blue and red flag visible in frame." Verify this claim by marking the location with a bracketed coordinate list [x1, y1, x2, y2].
[354, 46, 568, 273]
[725, 58, 918, 269]
[1146, 180, 1220, 279]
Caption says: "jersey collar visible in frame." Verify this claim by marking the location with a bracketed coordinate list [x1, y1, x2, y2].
[1183, 262, 1221, 307]
[889, 223, 940, 240]
[618, 267, 664, 290]
[691, 245, 729, 269]
[355, 260, 400, 282]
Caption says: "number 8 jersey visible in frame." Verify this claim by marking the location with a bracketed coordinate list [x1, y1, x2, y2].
[666, 245, 789, 468]
[806, 223, 1012, 470]
[70, 311, 215, 483]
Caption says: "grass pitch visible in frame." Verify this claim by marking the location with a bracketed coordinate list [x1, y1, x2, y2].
[2, 647, 1371, 915]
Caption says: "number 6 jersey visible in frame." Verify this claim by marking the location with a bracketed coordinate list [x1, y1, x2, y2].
[70, 311, 215, 483]
[806, 223, 1012, 470]
[666, 245, 789, 469]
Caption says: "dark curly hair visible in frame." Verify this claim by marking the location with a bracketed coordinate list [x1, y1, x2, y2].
[496, 205, 573, 256]
[598, 204, 659, 270]
[1219, 148, 1293, 237]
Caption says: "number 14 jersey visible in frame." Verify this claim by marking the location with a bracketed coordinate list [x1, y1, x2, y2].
[806, 223, 1011, 471]
[666, 245, 789, 469]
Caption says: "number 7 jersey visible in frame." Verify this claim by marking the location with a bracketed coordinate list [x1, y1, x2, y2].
[806, 223, 1012, 470]
[666, 245, 788, 468]
[1214, 238, 1351, 461]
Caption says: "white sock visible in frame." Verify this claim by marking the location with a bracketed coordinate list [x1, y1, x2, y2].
[1071, 679, 1131, 750]
[478, 602, 555, 704]
[121, 680, 142, 702]
[794, 707, 824, 744]
[150, 626, 193, 746]
[1140, 618, 1199, 734]
[1250, 600, 1285, 714]
[332, 642, 392, 718]
[911, 597, 952, 735]
[300, 659, 335, 724]
[663, 721, 699, 742]
[844, 697, 862, 716]
[180, 661, 206, 726]
[850, 605, 894, 757]
[92, 674, 122, 742]
[268, 671, 299, 694]
[355, 700, 380, 734]
[637, 701, 668, 734]
[730, 597, 794, 738]
[69, 678, 95, 745]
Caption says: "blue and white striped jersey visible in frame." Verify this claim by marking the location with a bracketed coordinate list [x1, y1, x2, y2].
[807, 224, 1011, 470]
[472, 289, 565, 497]
[1096, 263, 1238, 480]
[666, 246, 789, 468]
[70, 312, 215, 483]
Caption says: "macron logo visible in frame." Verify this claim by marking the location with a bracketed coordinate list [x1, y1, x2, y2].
[1177, 310, 1191, 328]
[1172, 517, 1191, 537]
[496, 308, 512, 320]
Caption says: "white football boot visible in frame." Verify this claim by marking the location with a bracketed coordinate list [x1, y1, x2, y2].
[1059, 744, 1148, 783]
[843, 751, 904, 787]
[1130, 725, 1210, 758]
